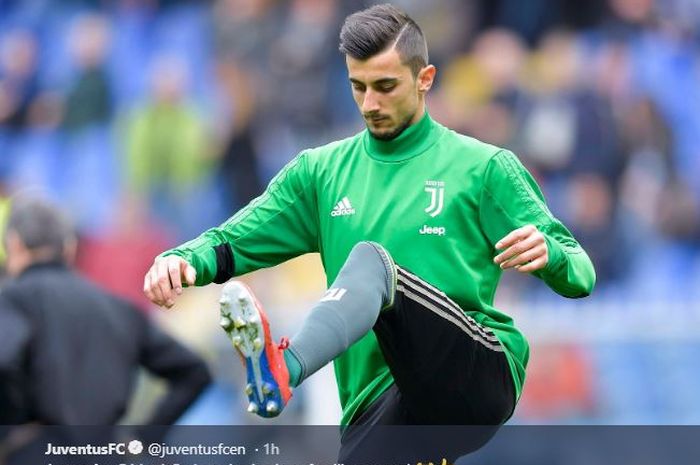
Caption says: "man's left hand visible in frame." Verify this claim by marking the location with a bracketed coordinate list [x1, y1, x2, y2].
[493, 224, 548, 273]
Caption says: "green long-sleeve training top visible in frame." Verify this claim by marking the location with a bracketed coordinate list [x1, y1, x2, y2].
[163, 112, 596, 425]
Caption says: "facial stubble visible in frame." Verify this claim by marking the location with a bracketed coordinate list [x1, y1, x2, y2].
[367, 112, 415, 141]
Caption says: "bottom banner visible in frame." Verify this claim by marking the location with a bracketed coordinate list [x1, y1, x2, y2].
[1, 425, 699, 465]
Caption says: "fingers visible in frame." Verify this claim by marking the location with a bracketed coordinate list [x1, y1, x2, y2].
[143, 271, 156, 304]
[169, 260, 183, 295]
[493, 225, 549, 273]
[495, 224, 536, 250]
[145, 264, 166, 306]
[515, 255, 548, 273]
[181, 260, 197, 286]
[143, 256, 195, 308]
[494, 229, 541, 266]
[156, 258, 175, 307]
[501, 243, 547, 270]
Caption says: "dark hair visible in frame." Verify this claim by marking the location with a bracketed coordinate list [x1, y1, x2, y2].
[6, 196, 74, 257]
[339, 4, 428, 77]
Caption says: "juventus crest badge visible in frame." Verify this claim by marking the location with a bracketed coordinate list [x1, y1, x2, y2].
[424, 180, 445, 217]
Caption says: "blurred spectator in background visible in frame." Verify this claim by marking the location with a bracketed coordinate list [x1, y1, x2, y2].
[76, 196, 174, 312]
[123, 55, 212, 238]
[0, 29, 39, 131]
[438, 28, 528, 147]
[61, 13, 113, 132]
[517, 343, 596, 420]
[616, 93, 700, 246]
[474, 0, 607, 45]
[212, 0, 342, 204]
[0, 188, 10, 267]
[602, 0, 656, 38]
[520, 31, 626, 284]
[211, 0, 277, 207]
[265, 0, 339, 144]
[0, 196, 211, 424]
[392, 0, 476, 68]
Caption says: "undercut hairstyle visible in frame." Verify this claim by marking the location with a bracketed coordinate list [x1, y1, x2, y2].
[339, 4, 428, 77]
[6, 196, 75, 258]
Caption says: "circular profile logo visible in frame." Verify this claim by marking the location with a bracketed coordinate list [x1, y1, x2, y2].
[128, 440, 144, 455]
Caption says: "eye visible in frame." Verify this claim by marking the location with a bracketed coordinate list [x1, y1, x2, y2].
[351, 82, 365, 92]
[377, 84, 396, 93]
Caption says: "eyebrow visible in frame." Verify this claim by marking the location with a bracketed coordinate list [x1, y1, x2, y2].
[349, 77, 399, 86]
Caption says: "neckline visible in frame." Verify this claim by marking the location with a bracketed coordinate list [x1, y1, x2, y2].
[363, 111, 442, 162]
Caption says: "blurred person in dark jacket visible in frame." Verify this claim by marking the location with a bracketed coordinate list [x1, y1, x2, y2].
[212, 0, 273, 207]
[0, 196, 211, 425]
[61, 13, 113, 132]
[0, 29, 40, 131]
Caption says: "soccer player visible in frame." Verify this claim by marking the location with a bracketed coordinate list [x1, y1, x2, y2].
[144, 1, 594, 437]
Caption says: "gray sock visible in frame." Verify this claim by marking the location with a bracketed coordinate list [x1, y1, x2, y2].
[288, 241, 395, 384]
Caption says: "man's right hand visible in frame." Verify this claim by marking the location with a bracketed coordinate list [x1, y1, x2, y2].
[143, 256, 197, 308]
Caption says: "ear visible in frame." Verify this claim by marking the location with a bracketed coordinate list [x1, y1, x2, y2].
[417, 64, 436, 94]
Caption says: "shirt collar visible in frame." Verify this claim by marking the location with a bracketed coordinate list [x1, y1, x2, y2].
[363, 111, 442, 162]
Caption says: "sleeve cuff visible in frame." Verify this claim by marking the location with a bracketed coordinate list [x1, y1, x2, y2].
[212, 243, 235, 284]
[543, 233, 565, 275]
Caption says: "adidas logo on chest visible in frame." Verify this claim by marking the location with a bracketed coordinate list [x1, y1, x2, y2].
[331, 196, 355, 217]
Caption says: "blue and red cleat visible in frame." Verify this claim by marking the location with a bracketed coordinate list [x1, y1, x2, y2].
[219, 281, 292, 418]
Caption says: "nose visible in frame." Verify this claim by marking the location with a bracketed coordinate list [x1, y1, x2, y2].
[361, 89, 380, 114]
